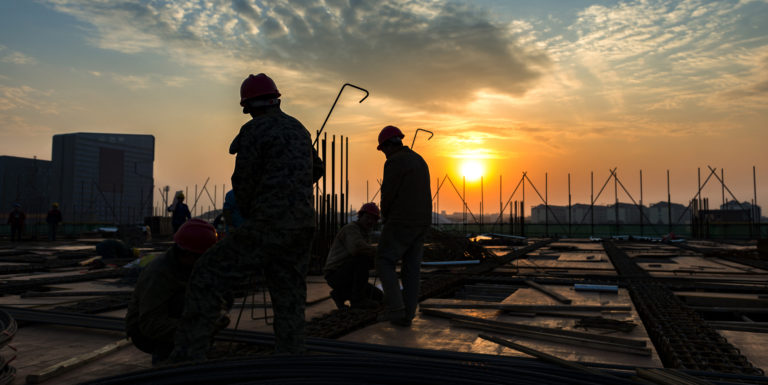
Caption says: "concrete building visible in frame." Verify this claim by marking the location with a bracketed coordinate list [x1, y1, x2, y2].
[50, 133, 155, 224]
[0, 156, 52, 219]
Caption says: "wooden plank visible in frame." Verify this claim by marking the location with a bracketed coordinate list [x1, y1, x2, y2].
[523, 280, 572, 304]
[456, 320, 652, 356]
[420, 302, 631, 312]
[478, 334, 623, 380]
[26, 339, 131, 384]
[421, 309, 646, 347]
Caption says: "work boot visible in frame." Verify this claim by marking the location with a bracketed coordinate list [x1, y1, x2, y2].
[350, 298, 381, 310]
[330, 290, 348, 309]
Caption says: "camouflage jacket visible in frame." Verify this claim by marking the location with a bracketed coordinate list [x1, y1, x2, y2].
[380, 146, 432, 226]
[229, 106, 315, 229]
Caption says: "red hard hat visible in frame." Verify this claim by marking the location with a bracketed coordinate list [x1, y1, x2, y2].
[174, 219, 217, 254]
[359, 202, 380, 218]
[377, 125, 405, 150]
[240, 73, 281, 106]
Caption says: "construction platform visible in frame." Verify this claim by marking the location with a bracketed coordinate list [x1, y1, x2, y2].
[0, 235, 767, 384]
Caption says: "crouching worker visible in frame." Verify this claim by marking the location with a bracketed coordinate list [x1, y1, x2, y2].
[323, 203, 384, 309]
[125, 219, 219, 365]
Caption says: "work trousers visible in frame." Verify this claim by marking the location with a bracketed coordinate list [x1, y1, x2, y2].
[10, 225, 22, 242]
[325, 257, 382, 305]
[376, 223, 428, 321]
[48, 223, 57, 241]
[169, 223, 314, 362]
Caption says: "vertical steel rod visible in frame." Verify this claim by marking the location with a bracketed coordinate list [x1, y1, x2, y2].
[591, 171, 594, 236]
[667, 170, 672, 234]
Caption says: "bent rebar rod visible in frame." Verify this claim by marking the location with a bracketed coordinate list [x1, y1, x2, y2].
[313, 83, 369, 146]
[410, 128, 434, 149]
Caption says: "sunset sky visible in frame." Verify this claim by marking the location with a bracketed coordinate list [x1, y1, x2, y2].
[1, 0, 766, 215]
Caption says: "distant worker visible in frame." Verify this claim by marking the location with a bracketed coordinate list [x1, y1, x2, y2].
[222, 189, 244, 234]
[375, 125, 431, 327]
[96, 238, 136, 260]
[167, 192, 191, 233]
[126, 219, 219, 365]
[169, 73, 317, 362]
[323, 202, 384, 309]
[46, 203, 63, 241]
[7, 203, 25, 242]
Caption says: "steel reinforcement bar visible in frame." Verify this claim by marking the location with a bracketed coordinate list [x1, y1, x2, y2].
[603, 241, 762, 375]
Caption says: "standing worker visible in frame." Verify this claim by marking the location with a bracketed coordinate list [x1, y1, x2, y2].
[375, 126, 431, 327]
[46, 203, 63, 241]
[7, 203, 25, 242]
[126, 219, 220, 365]
[167, 192, 191, 233]
[169, 73, 316, 362]
[323, 202, 384, 309]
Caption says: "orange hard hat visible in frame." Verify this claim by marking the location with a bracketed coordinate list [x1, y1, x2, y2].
[359, 202, 380, 218]
[240, 73, 280, 106]
[377, 125, 405, 150]
[173, 219, 217, 254]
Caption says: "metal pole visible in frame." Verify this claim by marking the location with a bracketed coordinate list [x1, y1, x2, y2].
[332, 135, 336, 231]
[463, 176, 466, 234]
[521, 173, 525, 237]
[499, 175, 503, 234]
[721, 168, 725, 208]
[667, 170, 672, 234]
[614, 171, 619, 234]
[754, 166, 759, 227]
[590, 171, 594, 236]
[568, 172, 571, 237]
[545, 173, 548, 236]
[340, 135, 344, 225]
[346, 136, 349, 225]
[697, 168, 702, 207]
[640, 170, 643, 235]
[480, 176, 484, 232]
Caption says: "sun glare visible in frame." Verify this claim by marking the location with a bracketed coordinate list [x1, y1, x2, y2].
[460, 160, 484, 182]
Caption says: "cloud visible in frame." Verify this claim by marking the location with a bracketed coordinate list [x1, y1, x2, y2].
[105, 72, 189, 90]
[41, 0, 549, 108]
[0, 45, 37, 65]
[0, 85, 54, 112]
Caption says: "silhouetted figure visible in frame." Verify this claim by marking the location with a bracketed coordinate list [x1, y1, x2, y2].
[7, 203, 25, 242]
[47, 203, 63, 241]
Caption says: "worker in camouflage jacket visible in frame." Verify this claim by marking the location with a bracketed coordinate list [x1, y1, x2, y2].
[375, 126, 431, 327]
[169, 74, 317, 362]
[126, 219, 218, 365]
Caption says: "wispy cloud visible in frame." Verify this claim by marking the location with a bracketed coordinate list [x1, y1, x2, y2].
[42, 0, 549, 108]
[0, 85, 54, 112]
[0, 45, 37, 65]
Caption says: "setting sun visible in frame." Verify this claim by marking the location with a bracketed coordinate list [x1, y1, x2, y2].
[460, 160, 484, 182]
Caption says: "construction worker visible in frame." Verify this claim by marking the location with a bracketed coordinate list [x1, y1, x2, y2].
[7, 203, 25, 242]
[46, 203, 63, 241]
[126, 219, 219, 365]
[95, 238, 135, 260]
[324, 202, 384, 309]
[375, 125, 431, 327]
[167, 192, 191, 233]
[169, 73, 316, 362]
